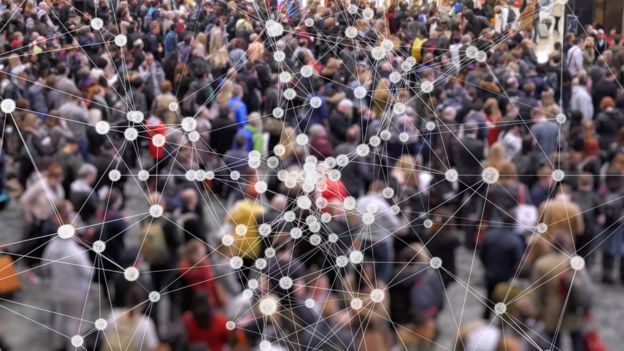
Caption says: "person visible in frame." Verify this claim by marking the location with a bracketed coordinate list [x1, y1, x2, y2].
[182, 291, 230, 351]
[103, 284, 160, 351]
[42, 201, 92, 351]
[531, 233, 591, 351]
[566, 37, 584, 77]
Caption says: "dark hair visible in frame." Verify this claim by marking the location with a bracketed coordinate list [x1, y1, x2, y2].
[191, 290, 214, 328]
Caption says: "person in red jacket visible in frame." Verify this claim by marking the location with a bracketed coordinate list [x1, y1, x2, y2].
[182, 290, 230, 351]
[178, 240, 227, 310]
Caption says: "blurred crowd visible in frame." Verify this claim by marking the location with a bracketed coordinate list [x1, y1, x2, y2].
[0, 0, 623, 350]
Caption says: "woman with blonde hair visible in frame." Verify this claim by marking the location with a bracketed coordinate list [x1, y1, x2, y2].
[208, 47, 231, 79]
[371, 78, 391, 118]
[483, 142, 507, 169]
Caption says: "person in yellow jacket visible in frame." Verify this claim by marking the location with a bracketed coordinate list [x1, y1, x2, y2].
[223, 186, 265, 263]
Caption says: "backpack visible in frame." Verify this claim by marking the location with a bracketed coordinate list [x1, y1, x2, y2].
[603, 192, 623, 226]
[559, 269, 592, 312]
[411, 38, 428, 62]
[101, 314, 139, 351]
[140, 220, 169, 266]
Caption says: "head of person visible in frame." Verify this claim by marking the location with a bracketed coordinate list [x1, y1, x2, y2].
[46, 163, 65, 187]
[78, 163, 98, 186]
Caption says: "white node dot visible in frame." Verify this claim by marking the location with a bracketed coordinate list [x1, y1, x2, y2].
[556, 113, 567, 124]
[188, 132, 200, 143]
[205, 171, 215, 180]
[347, 4, 358, 14]
[343, 196, 356, 210]
[393, 103, 406, 115]
[421, 80, 434, 93]
[124, 267, 139, 282]
[152, 134, 166, 147]
[336, 154, 349, 167]
[380, 129, 392, 141]
[114, 34, 127, 47]
[382, 187, 394, 199]
[316, 196, 328, 209]
[537, 223, 548, 234]
[181, 117, 197, 132]
[137, 170, 149, 181]
[296, 133, 309, 146]
[430, 257, 443, 269]
[389, 71, 401, 83]
[71, 335, 84, 347]
[265, 248, 276, 258]
[362, 213, 375, 225]
[445, 169, 459, 182]
[195, 170, 207, 181]
[328, 233, 339, 243]
[58, 224, 75, 239]
[371, 46, 385, 60]
[258, 223, 272, 237]
[254, 181, 267, 194]
[466, 45, 478, 59]
[185, 170, 196, 181]
[369, 136, 381, 147]
[351, 298, 363, 310]
[556, 0, 568, 4]
[273, 50, 286, 62]
[93, 240, 106, 254]
[248, 279, 259, 290]
[354, 86, 367, 99]
[149, 204, 163, 218]
[328, 169, 342, 181]
[279, 71, 291, 83]
[494, 302, 507, 315]
[221, 234, 234, 246]
[283, 88, 296, 100]
[95, 120, 110, 135]
[301, 65, 314, 78]
[482, 167, 500, 184]
[309, 234, 322, 246]
[242, 289, 253, 299]
[235, 224, 247, 236]
[382, 39, 394, 52]
[225, 321, 236, 330]
[309, 222, 321, 234]
[272, 107, 284, 119]
[255, 258, 267, 270]
[90, 17, 104, 30]
[423, 219, 433, 228]
[336, 255, 348, 267]
[297, 196, 312, 210]
[370, 288, 385, 303]
[279, 276, 293, 290]
[267, 156, 280, 169]
[552, 169, 565, 182]
[305, 298, 315, 309]
[321, 212, 332, 223]
[284, 211, 296, 222]
[570, 256, 585, 271]
[391, 205, 400, 214]
[290, 227, 302, 239]
[349, 250, 364, 264]
[260, 296, 279, 315]
[148, 291, 161, 302]
[356, 144, 370, 156]
[399, 132, 409, 143]
[260, 340, 272, 351]
[345, 26, 358, 39]
[266, 20, 284, 37]
[426, 121, 436, 131]
[304, 18, 314, 27]
[362, 8, 374, 19]
[168, 102, 179, 111]
[248, 157, 261, 170]
[476, 51, 487, 62]
[230, 170, 240, 180]
[124, 127, 138, 141]
[310, 96, 322, 109]
[1, 99, 16, 113]
[230, 256, 244, 269]
[108, 169, 121, 182]
[95, 318, 108, 331]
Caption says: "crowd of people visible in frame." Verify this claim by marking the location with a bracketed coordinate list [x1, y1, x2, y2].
[0, 0, 623, 350]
